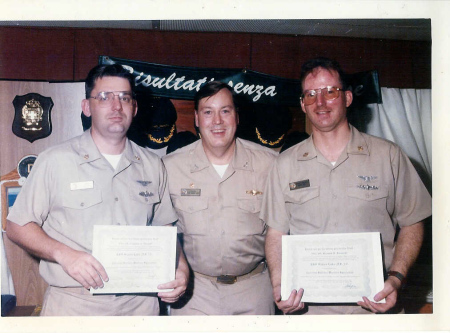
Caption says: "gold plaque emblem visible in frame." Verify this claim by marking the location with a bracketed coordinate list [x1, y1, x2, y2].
[13, 93, 54, 143]
[22, 99, 44, 131]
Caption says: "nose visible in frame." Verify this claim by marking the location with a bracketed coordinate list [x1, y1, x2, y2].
[212, 112, 223, 125]
[315, 90, 326, 106]
[111, 95, 123, 110]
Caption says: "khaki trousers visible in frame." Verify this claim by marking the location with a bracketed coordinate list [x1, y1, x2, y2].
[171, 267, 275, 316]
[40, 286, 159, 316]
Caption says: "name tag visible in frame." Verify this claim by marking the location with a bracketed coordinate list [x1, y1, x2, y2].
[70, 181, 94, 191]
[181, 188, 201, 196]
[289, 179, 310, 190]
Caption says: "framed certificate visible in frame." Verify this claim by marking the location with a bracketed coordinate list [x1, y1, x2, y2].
[91, 225, 177, 294]
[281, 232, 385, 303]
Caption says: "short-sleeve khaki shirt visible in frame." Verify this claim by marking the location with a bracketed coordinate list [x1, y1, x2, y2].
[7, 130, 177, 287]
[163, 138, 276, 276]
[260, 126, 432, 269]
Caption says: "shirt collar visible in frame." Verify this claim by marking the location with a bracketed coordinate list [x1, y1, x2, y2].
[78, 130, 142, 165]
[188, 138, 253, 173]
[296, 125, 369, 162]
[346, 125, 370, 156]
[231, 138, 253, 172]
[295, 136, 318, 161]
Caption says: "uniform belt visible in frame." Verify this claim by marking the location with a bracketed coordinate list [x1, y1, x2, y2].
[194, 262, 266, 285]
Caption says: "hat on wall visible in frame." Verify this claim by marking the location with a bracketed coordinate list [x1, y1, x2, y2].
[248, 104, 292, 148]
[166, 131, 199, 154]
[128, 94, 177, 149]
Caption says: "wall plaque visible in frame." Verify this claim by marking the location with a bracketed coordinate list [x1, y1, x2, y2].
[12, 93, 54, 143]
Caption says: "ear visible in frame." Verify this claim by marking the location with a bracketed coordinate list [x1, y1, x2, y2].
[300, 98, 307, 114]
[345, 90, 353, 108]
[133, 101, 138, 118]
[81, 99, 91, 117]
[194, 110, 199, 128]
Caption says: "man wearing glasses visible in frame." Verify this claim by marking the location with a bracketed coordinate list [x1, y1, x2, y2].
[261, 57, 432, 315]
[6, 64, 189, 316]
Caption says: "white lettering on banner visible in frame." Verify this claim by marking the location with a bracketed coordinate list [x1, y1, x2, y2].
[124, 65, 278, 102]
[228, 81, 278, 102]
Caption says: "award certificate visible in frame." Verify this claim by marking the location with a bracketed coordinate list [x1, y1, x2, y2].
[281, 232, 385, 303]
[91, 225, 177, 294]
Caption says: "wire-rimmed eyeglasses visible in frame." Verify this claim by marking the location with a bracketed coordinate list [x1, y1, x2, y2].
[89, 91, 135, 107]
[301, 86, 343, 106]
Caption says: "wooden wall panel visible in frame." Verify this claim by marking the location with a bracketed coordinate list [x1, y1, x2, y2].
[74, 30, 252, 81]
[1, 81, 85, 306]
[251, 34, 301, 79]
[0, 81, 85, 175]
[2, 234, 47, 307]
[0, 28, 75, 81]
[0, 27, 431, 88]
[172, 99, 196, 134]
[252, 34, 430, 89]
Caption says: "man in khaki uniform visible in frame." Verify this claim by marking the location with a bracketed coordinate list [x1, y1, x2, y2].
[261, 57, 432, 315]
[6, 64, 189, 316]
[163, 81, 276, 315]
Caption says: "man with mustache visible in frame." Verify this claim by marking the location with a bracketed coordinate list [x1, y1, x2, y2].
[261, 57, 432, 315]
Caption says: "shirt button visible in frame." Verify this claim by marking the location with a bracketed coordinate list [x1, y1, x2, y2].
[80, 202, 84, 207]
[332, 195, 337, 199]
[115, 197, 119, 202]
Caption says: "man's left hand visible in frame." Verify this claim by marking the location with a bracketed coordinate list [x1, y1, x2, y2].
[357, 277, 400, 313]
[157, 268, 188, 303]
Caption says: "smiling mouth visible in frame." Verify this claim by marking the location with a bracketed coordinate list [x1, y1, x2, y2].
[211, 129, 225, 134]
[316, 110, 330, 115]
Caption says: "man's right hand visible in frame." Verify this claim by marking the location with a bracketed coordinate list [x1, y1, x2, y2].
[56, 247, 109, 290]
[273, 284, 305, 314]
[6, 221, 108, 290]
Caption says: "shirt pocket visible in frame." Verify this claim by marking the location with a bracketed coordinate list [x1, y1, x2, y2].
[284, 186, 320, 205]
[129, 184, 160, 205]
[237, 197, 262, 214]
[171, 196, 209, 234]
[283, 186, 321, 231]
[347, 185, 389, 201]
[235, 197, 265, 235]
[62, 188, 102, 209]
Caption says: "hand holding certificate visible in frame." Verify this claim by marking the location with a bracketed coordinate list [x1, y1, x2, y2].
[91, 225, 177, 294]
[281, 232, 385, 303]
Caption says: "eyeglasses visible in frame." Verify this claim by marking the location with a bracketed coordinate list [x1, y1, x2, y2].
[89, 91, 135, 107]
[301, 86, 343, 105]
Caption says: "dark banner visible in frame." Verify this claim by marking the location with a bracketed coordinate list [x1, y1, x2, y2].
[100, 56, 382, 106]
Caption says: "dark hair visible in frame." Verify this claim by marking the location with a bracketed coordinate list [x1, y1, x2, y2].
[194, 81, 238, 111]
[299, 57, 348, 91]
[85, 64, 135, 99]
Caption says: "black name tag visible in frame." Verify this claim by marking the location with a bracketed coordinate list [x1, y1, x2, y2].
[289, 180, 310, 190]
[181, 188, 201, 196]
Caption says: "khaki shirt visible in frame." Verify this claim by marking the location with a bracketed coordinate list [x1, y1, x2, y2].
[260, 126, 432, 269]
[163, 138, 276, 276]
[8, 130, 177, 287]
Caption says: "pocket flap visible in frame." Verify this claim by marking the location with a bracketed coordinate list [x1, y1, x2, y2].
[173, 197, 208, 213]
[62, 189, 102, 209]
[237, 198, 262, 213]
[284, 186, 320, 205]
[347, 185, 388, 201]
[129, 184, 160, 205]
